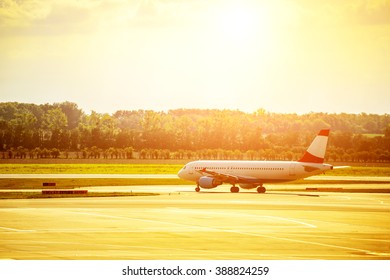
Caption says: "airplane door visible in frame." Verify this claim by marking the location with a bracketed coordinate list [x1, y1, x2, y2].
[289, 163, 296, 176]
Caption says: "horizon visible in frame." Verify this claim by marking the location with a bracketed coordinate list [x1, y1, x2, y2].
[2, 99, 390, 116]
[1, 1, 390, 115]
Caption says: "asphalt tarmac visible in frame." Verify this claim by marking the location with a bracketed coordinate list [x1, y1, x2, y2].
[1, 173, 389, 182]
[1, 185, 390, 260]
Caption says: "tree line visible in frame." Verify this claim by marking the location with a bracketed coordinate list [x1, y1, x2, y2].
[0, 102, 389, 162]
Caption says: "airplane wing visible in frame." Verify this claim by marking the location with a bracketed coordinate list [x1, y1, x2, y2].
[197, 168, 261, 185]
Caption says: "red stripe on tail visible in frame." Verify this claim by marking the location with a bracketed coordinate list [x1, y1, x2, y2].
[298, 152, 324, 163]
[318, 129, 330, 136]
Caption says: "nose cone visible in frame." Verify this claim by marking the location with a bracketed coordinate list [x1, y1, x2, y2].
[177, 167, 186, 179]
[178, 165, 192, 181]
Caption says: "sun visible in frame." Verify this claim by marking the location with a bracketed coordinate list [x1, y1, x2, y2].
[212, 1, 271, 43]
[217, 6, 255, 39]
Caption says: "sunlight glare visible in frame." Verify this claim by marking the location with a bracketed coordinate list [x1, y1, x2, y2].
[212, 1, 271, 43]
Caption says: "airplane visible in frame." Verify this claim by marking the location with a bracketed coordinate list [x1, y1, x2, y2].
[177, 129, 334, 193]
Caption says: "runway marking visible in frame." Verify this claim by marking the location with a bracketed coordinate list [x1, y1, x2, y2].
[221, 230, 390, 257]
[349, 237, 390, 243]
[262, 215, 317, 228]
[62, 210, 381, 257]
[160, 208, 317, 228]
[62, 210, 222, 232]
[134, 209, 388, 257]
[29, 239, 357, 260]
[25, 239, 295, 259]
[0, 227, 35, 232]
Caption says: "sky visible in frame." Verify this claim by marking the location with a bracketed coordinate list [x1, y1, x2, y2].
[0, 0, 389, 114]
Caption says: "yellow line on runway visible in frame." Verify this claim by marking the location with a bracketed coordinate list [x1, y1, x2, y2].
[262, 215, 317, 228]
[221, 229, 390, 257]
[0, 226, 35, 232]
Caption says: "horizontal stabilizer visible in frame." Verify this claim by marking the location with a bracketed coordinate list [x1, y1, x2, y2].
[332, 166, 351, 169]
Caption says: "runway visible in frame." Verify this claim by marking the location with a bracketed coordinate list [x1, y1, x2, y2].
[0, 174, 178, 179]
[1, 174, 390, 182]
[1, 185, 390, 260]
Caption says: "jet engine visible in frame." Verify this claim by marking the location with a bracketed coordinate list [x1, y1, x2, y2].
[198, 176, 222, 189]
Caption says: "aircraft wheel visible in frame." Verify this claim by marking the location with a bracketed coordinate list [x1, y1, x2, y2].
[230, 186, 239, 193]
[257, 186, 266, 193]
[195, 186, 200, 192]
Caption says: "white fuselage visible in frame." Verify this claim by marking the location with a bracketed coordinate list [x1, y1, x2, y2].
[178, 160, 333, 184]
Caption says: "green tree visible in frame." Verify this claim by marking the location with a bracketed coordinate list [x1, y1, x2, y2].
[42, 108, 68, 148]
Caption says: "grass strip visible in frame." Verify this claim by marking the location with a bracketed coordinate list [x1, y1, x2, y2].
[271, 188, 390, 194]
[0, 164, 183, 174]
[0, 164, 389, 177]
[0, 192, 159, 199]
[0, 178, 187, 189]
[288, 179, 390, 185]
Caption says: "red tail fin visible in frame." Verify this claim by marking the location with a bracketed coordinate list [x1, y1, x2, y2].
[298, 129, 330, 163]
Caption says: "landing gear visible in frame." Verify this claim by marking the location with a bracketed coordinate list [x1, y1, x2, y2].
[257, 186, 266, 193]
[195, 186, 200, 192]
[230, 186, 240, 193]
